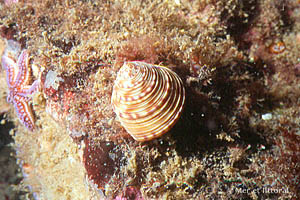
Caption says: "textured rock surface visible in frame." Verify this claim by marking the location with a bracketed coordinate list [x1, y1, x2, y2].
[0, 0, 299, 199]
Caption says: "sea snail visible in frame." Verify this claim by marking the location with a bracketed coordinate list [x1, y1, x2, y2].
[111, 61, 185, 142]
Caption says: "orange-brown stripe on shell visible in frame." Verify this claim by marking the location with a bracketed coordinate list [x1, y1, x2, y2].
[111, 61, 185, 142]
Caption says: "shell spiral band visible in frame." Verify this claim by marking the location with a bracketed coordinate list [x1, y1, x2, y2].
[111, 61, 185, 142]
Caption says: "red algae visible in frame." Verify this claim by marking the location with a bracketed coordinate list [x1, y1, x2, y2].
[114, 186, 144, 200]
[83, 138, 124, 191]
[262, 128, 300, 196]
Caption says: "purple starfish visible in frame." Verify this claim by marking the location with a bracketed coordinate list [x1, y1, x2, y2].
[4, 0, 19, 6]
[2, 49, 39, 131]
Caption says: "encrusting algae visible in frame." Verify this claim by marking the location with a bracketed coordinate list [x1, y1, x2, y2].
[0, 0, 300, 199]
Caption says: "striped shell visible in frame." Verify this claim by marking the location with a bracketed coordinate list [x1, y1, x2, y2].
[111, 61, 185, 142]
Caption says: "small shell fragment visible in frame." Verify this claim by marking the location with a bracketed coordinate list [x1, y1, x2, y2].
[262, 113, 272, 120]
[111, 61, 185, 142]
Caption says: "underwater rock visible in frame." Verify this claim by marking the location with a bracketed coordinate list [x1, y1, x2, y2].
[83, 138, 125, 190]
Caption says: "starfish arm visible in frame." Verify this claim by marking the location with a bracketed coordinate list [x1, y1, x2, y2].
[1, 54, 19, 87]
[13, 95, 35, 131]
[3, 49, 38, 131]
[15, 50, 31, 88]
[17, 79, 40, 97]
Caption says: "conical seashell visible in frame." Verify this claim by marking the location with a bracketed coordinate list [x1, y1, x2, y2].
[111, 61, 185, 142]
